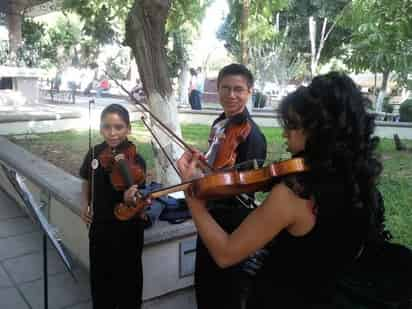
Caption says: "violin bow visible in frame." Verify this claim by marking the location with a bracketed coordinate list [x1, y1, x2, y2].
[104, 71, 215, 172]
[88, 99, 95, 227]
[140, 115, 182, 178]
[106, 74, 255, 209]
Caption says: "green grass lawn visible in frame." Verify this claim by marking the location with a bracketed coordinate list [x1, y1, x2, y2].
[377, 139, 412, 248]
[8, 122, 412, 247]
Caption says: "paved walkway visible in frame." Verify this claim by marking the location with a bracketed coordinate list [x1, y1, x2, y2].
[0, 189, 92, 309]
[41, 95, 138, 112]
[39, 96, 140, 122]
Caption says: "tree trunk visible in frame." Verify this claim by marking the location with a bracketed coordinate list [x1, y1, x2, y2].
[275, 13, 280, 32]
[6, 1, 23, 63]
[375, 70, 390, 113]
[177, 61, 190, 107]
[309, 15, 337, 77]
[125, 0, 182, 185]
[240, 0, 250, 65]
[309, 16, 317, 77]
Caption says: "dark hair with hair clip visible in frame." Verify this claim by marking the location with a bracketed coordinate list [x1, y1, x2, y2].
[100, 104, 131, 127]
[279, 71, 389, 242]
[217, 63, 254, 88]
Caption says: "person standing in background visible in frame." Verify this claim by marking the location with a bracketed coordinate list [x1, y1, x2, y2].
[189, 68, 202, 110]
[195, 66, 205, 109]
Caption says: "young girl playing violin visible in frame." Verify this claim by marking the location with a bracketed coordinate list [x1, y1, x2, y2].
[177, 72, 389, 307]
[80, 104, 146, 309]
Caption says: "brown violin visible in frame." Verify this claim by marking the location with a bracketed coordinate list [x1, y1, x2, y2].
[114, 157, 308, 221]
[99, 141, 145, 190]
[210, 121, 252, 169]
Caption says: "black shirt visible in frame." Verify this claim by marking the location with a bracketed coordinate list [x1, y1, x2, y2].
[79, 140, 146, 224]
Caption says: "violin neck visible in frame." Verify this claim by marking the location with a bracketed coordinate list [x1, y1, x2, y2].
[149, 181, 191, 199]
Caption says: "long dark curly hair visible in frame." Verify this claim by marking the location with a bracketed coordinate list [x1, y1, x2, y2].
[279, 72, 389, 242]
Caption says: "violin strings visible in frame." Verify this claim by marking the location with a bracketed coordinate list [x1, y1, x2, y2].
[141, 116, 182, 178]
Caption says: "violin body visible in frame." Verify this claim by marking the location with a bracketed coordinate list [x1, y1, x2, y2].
[99, 142, 145, 190]
[212, 121, 252, 169]
[190, 158, 308, 199]
[114, 200, 146, 221]
[114, 158, 308, 221]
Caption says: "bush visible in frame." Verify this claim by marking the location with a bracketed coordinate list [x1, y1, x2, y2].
[399, 99, 412, 122]
[382, 97, 394, 113]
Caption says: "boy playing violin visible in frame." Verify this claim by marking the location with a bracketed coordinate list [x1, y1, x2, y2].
[194, 64, 267, 309]
[80, 104, 146, 309]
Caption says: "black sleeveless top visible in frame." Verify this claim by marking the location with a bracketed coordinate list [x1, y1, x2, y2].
[247, 172, 368, 308]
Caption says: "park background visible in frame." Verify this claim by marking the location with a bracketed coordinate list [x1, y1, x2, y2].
[0, 1, 411, 308]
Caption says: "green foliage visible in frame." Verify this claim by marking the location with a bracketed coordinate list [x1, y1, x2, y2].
[166, 30, 190, 78]
[63, 0, 211, 78]
[7, 15, 83, 69]
[16, 18, 48, 67]
[105, 48, 130, 80]
[168, 0, 210, 31]
[377, 138, 412, 248]
[343, 0, 412, 85]
[218, 0, 350, 64]
[217, 0, 289, 62]
[166, 0, 212, 78]
[63, 0, 131, 45]
[279, 0, 351, 61]
[249, 39, 307, 91]
[217, 1, 242, 60]
[42, 15, 81, 67]
[399, 99, 412, 122]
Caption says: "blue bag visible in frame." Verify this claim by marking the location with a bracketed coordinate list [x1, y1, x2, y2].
[142, 182, 190, 227]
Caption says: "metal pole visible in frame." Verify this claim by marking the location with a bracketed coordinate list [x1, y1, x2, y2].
[43, 233, 48, 309]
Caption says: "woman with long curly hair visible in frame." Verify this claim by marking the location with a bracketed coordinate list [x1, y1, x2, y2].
[177, 72, 390, 307]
